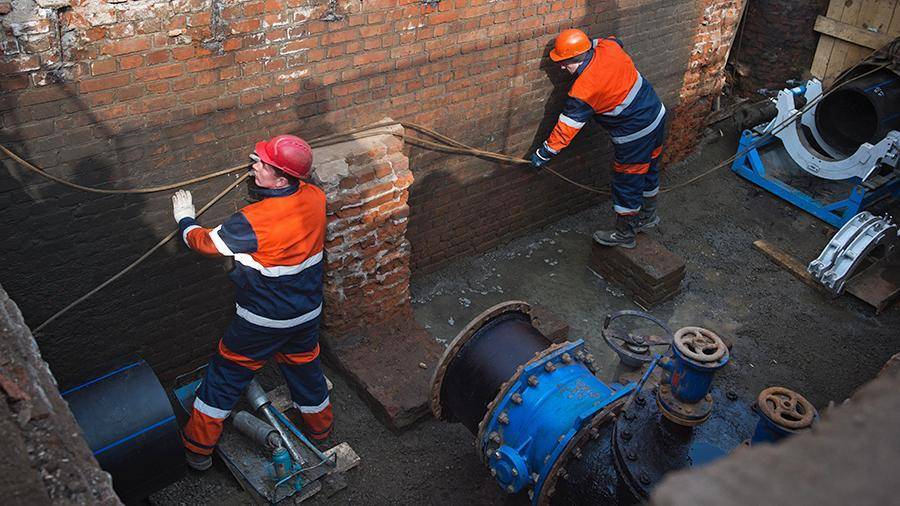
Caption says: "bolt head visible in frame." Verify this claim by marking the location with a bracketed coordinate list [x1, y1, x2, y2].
[498, 412, 510, 425]
[528, 375, 539, 386]
[511, 468, 518, 476]
[489, 431, 501, 444]
[494, 451, 501, 459]
[506, 485, 515, 493]
[511, 393, 523, 404]
[561, 353, 572, 363]
[639, 472, 651, 485]
[528, 490, 534, 500]
[584, 353, 595, 363]
[544, 361, 556, 372]
[531, 472, 540, 483]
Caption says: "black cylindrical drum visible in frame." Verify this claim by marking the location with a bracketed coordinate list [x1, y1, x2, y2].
[439, 310, 549, 433]
[63, 360, 184, 503]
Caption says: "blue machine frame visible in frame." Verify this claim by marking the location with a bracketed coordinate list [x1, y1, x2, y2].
[731, 130, 900, 228]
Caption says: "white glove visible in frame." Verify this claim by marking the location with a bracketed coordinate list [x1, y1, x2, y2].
[172, 190, 196, 223]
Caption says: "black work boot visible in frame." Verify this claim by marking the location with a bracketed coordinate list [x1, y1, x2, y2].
[185, 449, 212, 471]
[593, 214, 637, 248]
[636, 196, 660, 233]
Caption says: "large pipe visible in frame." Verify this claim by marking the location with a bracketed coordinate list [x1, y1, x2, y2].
[62, 360, 184, 503]
[431, 301, 634, 505]
[816, 66, 900, 156]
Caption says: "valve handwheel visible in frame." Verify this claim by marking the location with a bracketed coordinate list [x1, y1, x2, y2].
[673, 327, 726, 363]
[601, 310, 672, 366]
[757, 386, 815, 430]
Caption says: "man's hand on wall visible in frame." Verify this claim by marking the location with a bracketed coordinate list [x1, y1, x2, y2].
[172, 190, 196, 223]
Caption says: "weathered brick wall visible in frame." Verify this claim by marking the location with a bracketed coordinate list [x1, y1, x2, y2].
[731, 0, 827, 95]
[313, 125, 414, 340]
[0, 0, 739, 382]
[0, 282, 120, 505]
[666, 0, 744, 162]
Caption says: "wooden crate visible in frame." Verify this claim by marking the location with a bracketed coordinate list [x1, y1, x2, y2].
[811, 0, 900, 85]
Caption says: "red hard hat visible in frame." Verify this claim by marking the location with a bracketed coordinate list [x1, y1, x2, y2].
[550, 29, 591, 62]
[254, 134, 313, 178]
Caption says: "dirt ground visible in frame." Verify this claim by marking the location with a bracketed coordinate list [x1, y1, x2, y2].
[149, 124, 900, 505]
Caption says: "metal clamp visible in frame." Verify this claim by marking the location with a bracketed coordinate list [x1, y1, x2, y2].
[808, 211, 899, 295]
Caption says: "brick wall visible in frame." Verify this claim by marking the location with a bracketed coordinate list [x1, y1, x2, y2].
[731, 0, 827, 95]
[666, 0, 744, 162]
[0, 0, 738, 383]
[0, 282, 119, 504]
[312, 125, 414, 341]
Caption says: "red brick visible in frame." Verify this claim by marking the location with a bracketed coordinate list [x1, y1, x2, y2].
[134, 63, 183, 81]
[78, 73, 130, 93]
[102, 38, 151, 56]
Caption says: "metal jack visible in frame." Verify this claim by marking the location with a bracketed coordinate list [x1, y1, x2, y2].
[245, 379, 308, 467]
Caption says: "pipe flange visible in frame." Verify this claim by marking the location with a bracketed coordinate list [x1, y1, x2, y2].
[430, 300, 537, 420]
[757, 387, 816, 430]
[535, 396, 628, 505]
[474, 340, 571, 464]
[673, 327, 727, 364]
[656, 383, 713, 427]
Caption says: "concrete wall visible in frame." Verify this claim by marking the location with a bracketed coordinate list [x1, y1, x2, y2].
[0, 0, 743, 383]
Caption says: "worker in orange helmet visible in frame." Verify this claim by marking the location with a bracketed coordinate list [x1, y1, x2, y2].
[172, 134, 333, 471]
[532, 28, 667, 248]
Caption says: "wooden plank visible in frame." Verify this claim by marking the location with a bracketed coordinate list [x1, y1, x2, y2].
[846, 0, 898, 63]
[811, 0, 850, 78]
[845, 256, 900, 313]
[814, 15, 894, 50]
[825, 0, 866, 84]
[752, 240, 827, 293]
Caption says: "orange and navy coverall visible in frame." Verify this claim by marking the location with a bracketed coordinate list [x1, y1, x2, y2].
[542, 37, 666, 215]
[178, 181, 333, 456]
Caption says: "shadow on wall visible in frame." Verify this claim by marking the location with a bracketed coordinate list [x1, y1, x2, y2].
[0, 74, 338, 388]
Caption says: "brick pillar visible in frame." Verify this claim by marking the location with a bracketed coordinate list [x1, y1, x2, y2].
[310, 122, 441, 429]
[312, 122, 414, 342]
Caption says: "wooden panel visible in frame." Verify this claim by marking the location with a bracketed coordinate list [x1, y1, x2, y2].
[814, 14, 893, 50]
[811, 0, 850, 79]
[812, 0, 900, 84]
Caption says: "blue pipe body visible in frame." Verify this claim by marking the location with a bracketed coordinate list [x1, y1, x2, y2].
[478, 340, 634, 502]
[661, 343, 728, 404]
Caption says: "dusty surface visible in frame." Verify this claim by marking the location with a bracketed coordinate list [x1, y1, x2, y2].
[150, 127, 900, 505]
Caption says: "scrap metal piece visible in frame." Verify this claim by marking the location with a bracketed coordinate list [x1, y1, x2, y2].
[808, 211, 899, 295]
[769, 87, 900, 181]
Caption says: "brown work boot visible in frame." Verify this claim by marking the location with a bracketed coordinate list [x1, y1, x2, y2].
[593, 214, 637, 248]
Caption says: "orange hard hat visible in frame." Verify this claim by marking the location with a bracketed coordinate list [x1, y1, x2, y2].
[254, 134, 313, 178]
[549, 29, 591, 62]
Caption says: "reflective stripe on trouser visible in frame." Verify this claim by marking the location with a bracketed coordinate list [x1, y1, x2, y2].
[182, 316, 330, 455]
[611, 111, 666, 215]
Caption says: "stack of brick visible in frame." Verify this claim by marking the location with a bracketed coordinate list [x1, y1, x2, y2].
[311, 122, 412, 337]
[589, 236, 686, 307]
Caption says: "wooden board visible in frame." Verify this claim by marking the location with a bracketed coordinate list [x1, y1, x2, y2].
[752, 240, 827, 293]
[811, 0, 900, 85]
[845, 256, 900, 313]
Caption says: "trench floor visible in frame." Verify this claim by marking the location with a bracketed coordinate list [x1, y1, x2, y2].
[150, 126, 900, 505]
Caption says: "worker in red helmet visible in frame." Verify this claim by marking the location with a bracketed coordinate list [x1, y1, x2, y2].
[172, 134, 332, 471]
[532, 28, 667, 248]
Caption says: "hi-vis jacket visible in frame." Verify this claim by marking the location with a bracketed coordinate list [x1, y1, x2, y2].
[544, 37, 665, 157]
[177, 182, 326, 329]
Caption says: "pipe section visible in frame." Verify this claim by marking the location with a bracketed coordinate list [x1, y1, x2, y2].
[62, 360, 183, 503]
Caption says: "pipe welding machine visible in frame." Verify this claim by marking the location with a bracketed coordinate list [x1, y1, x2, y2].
[430, 301, 817, 505]
[731, 61, 900, 228]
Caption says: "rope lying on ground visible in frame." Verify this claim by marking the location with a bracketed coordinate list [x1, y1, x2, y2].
[8, 43, 893, 332]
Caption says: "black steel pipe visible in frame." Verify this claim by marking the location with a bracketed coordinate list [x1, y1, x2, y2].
[63, 360, 184, 503]
[817, 66, 900, 156]
[439, 310, 549, 433]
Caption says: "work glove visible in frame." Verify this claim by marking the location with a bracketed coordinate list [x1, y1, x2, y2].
[172, 189, 196, 223]
[530, 143, 554, 170]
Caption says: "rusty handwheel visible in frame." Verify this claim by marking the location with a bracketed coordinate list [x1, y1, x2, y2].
[673, 326, 726, 363]
[757, 386, 816, 430]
